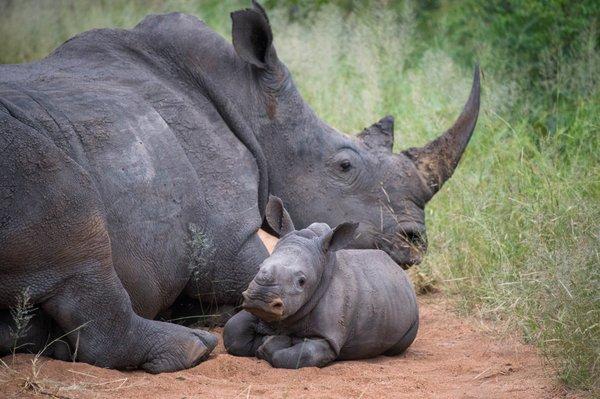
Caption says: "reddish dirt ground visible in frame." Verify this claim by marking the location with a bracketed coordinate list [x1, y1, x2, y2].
[0, 294, 579, 399]
[0, 233, 582, 398]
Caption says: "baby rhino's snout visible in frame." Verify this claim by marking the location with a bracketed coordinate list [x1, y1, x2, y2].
[242, 288, 284, 322]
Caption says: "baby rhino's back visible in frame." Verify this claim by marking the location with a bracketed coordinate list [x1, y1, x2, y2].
[334, 249, 418, 360]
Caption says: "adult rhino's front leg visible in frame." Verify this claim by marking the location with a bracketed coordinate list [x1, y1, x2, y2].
[259, 337, 337, 369]
[42, 256, 217, 373]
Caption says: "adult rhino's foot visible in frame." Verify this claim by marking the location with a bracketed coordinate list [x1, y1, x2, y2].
[138, 319, 218, 374]
[39, 257, 218, 373]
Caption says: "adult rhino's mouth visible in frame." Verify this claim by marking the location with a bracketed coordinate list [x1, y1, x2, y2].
[386, 247, 423, 268]
[242, 290, 284, 322]
[380, 233, 427, 268]
[354, 223, 427, 268]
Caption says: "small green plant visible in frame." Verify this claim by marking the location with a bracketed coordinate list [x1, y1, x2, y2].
[188, 223, 216, 291]
[184, 223, 223, 325]
[9, 288, 35, 359]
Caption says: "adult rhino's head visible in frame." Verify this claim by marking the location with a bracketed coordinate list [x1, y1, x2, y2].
[231, 2, 480, 267]
[242, 196, 357, 322]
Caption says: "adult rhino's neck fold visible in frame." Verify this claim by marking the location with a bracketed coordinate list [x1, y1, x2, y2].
[192, 72, 269, 219]
[133, 14, 272, 218]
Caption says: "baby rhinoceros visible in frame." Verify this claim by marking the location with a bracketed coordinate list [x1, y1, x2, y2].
[223, 196, 419, 369]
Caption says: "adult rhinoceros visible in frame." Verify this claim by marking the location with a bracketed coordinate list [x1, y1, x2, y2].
[0, 1, 479, 372]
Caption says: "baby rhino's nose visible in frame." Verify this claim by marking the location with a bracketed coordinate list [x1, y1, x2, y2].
[269, 298, 283, 313]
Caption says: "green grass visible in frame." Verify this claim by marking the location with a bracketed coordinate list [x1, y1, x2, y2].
[1, 0, 598, 394]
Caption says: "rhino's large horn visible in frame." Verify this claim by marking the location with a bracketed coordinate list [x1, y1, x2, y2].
[403, 65, 481, 196]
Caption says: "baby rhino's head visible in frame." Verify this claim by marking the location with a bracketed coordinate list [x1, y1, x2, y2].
[242, 196, 357, 322]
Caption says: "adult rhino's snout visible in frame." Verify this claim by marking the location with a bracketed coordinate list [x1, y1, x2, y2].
[353, 221, 428, 268]
[377, 224, 428, 268]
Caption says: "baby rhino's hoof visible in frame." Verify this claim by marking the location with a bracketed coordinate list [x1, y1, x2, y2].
[141, 322, 217, 374]
[257, 335, 292, 362]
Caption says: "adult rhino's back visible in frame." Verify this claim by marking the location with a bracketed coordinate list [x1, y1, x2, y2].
[0, 14, 263, 315]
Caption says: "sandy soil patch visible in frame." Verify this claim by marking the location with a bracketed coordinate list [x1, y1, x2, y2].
[1, 294, 577, 399]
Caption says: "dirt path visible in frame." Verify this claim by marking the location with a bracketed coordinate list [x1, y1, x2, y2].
[0, 234, 578, 398]
[0, 294, 576, 399]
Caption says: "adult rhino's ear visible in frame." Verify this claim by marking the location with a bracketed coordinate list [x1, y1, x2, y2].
[265, 195, 295, 236]
[231, 1, 278, 70]
[357, 115, 395, 151]
[321, 222, 359, 252]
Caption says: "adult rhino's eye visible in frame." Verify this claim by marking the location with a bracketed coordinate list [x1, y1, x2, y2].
[340, 160, 352, 172]
[298, 277, 306, 287]
[328, 149, 362, 184]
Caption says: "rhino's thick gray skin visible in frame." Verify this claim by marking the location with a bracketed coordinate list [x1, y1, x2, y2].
[223, 197, 419, 368]
[1, 1, 476, 371]
[0, 4, 277, 372]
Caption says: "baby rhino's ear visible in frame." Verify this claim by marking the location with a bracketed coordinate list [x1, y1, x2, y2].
[265, 195, 295, 236]
[322, 222, 359, 252]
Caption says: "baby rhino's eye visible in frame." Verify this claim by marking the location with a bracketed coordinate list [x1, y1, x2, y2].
[298, 277, 306, 287]
[340, 160, 352, 172]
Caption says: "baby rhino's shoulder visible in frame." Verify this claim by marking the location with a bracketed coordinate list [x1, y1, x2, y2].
[333, 249, 408, 286]
[335, 249, 400, 271]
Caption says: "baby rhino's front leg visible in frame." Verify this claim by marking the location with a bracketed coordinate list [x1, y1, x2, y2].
[223, 311, 273, 356]
[256, 335, 293, 361]
[259, 337, 336, 369]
